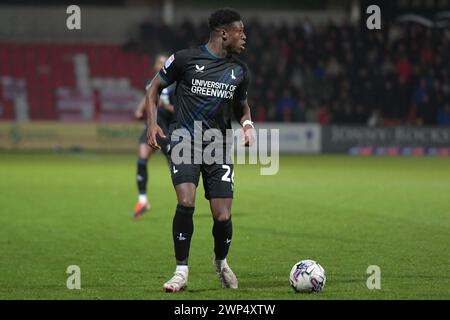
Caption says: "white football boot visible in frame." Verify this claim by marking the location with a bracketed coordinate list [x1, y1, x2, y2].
[214, 259, 238, 289]
[163, 269, 188, 293]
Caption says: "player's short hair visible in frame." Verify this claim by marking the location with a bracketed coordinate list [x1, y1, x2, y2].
[208, 8, 241, 31]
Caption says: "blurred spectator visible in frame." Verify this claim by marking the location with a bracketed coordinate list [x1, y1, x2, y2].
[437, 104, 450, 126]
[275, 88, 297, 122]
[294, 98, 307, 122]
[395, 54, 413, 82]
[134, 19, 450, 126]
[317, 105, 331, 124]
[416, 94, 437, 125]
[255, 105, 267, 122]
[414, 77, 430, 106]
[368, 109, 382, 127]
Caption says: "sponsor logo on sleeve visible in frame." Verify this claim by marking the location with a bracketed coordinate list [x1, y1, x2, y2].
[164, 54, 175, 69]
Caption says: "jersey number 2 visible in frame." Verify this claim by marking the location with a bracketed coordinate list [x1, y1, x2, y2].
[221, 165, 234, 183]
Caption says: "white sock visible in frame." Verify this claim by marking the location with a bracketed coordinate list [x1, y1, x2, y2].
[138, 194, 148, 204]
[215, 258, 227, 268]
[176, 265, 189, 273]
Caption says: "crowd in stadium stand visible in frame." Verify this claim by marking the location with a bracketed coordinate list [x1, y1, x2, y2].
[133, 18, 450, 126]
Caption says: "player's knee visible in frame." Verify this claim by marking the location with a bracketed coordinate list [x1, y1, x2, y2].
[138, 152, 148, 160]
[213, 208, 231, 221]
[178, 197, 195, 208]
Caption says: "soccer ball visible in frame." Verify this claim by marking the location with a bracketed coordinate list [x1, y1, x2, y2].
[289, 259, 326, 293]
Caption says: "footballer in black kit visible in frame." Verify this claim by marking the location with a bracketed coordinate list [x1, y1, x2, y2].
[161, 44, 250, 199]
[133, 54, 175, 218]
[145, 8, 255, 292]
[138, 86, 174, 157]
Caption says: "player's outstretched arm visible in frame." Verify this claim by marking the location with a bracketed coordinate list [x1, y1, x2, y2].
[145, 74, 168, 150]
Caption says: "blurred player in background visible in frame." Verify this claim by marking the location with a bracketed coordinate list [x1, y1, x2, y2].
[146, 8, 255, 292]
[133, 54, 174, 218]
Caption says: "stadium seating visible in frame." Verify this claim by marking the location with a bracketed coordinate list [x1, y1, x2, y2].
[0, 43, 151, 121]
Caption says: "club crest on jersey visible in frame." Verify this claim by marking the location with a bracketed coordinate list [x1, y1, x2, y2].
[231, 69, 236, 80]
[195, 64, 205, 73]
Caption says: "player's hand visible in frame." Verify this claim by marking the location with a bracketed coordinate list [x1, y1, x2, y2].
[242, 125, 256, 147]
[135, 109, 144, 119]
[147, 124, 166, 150]
[163, 103, 174, 113]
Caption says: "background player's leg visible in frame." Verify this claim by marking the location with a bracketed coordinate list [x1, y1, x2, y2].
[137, 143, 152, 197]
[134, 143, 153, 217]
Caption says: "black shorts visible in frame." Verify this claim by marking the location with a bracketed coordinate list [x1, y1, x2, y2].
[139, 109, 173, 157]
[170, 161, 234, 200]
[169, 136, 234, 200]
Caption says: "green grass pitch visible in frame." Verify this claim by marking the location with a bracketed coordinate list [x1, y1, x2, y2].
[0, 152, 449, 299]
